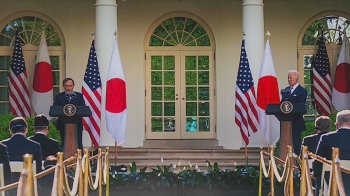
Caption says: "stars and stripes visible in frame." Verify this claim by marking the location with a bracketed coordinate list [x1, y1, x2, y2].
[8, 30, 31, 117]
[82, 40, 102, 147]
[313, 33, 332, 116]
[235, 39, 259, 145]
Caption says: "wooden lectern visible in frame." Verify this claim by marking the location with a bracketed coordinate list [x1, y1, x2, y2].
[49, 105, 91, 159]
[266, 102, 306, 161]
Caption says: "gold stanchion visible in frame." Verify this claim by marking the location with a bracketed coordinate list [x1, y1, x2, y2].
[24, 154, 34, 196]
[300, 146, 307, 196]
[57, 152, 64, 196]
[329, 148, 339, 196]
[270, 147, 275, 196]
[78, 149, 84, 196]
[259, 148, 263, 196]
[288, 146, 294, 196]
[98, 148, 102, 196]
[106, 147, 110, 196]
[84, 149, 90, 196]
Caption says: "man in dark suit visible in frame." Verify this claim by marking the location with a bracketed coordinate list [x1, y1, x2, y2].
[28, 114, 61, 168]
[301, 115, 331, 195]
[281, 70, 307, 156]
[53, 78, 86, 149]
[313, 110, 350, 195]
[0, 142, 11, 185]
[1, 117, 42, 179]
[301, 116, 331, 156]
[29, 114, 61, 196]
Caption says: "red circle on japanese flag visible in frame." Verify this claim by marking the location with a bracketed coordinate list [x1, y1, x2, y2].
[106, 78, 127, 113]
[32, 62, 53, 93]
[334, 63, 350, 93]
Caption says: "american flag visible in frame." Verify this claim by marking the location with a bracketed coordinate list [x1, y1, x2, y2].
[82, 40, 101, 147]
[8, 30, 30, 117]
[313, 33, 332, 116]
[235, 39, 259, 145]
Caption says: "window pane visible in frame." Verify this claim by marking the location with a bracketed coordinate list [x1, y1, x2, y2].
[198, 56, 209, 70]
[0, 56, 11, 70]
[164, 56, 175, 70]
[151, 87, 162, 100]
[164, 87, 175, 101]
[0, 87, 8, 101]
[303, 55, 314, 69]
[199, 117, 210, 132]
[151, 56, 162, 70]
[185, 56, 196, 70]
[186, 102, 197, 116]
[198, 102, 209, 116]
[52, 71, 60, 86]
[151, 117, 163, 132]
[186, 117, 197, 132]
[164, 102, 175, 116]
[164, 71, 175, 85]
[304, 69, 312, 84]
[0, 102, 10, 114]
[198, 71, 209, 85]
[186, 71, 197, 85]
[53, 87, 60, 99]
[151, 71, 162, 85]
[198, 87, 209, 100]
[164, 117, 175, 132]
[186, 87, 197, 101]
[50, 56, 59, 70]
[151, 102, 162, 116]
[0, 72, 8, 85]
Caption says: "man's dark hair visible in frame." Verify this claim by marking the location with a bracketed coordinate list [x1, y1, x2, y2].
[34, 114, 49, 131]
[62, 78, 75, 85]
[9, 117, 28, 134]
[315, 116, 331, 132]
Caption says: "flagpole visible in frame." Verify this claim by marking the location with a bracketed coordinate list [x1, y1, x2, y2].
[245, 144, 248, 166]
[115, 142, 118, 166]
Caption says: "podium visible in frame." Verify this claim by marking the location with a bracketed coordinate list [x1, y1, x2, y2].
[49, 105, 91, 159]
[266, 102, 306, 161]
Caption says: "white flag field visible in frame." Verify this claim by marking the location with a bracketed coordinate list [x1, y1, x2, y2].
[31, 30, 53, 118]
[105, 40, 127, 145]
[257, 40, 280, 146]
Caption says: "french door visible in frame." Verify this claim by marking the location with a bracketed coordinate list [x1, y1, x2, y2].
[145, 50, 215, 139]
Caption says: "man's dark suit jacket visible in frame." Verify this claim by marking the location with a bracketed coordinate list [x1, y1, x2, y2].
[313, 129, 350, 195]
[0, 142, 11, 185]
[301, 131, 328, 156]
[28, 133, 61, 163]
[1, 134, 42, 174]
[281, 84, 307, 156]
[53, 91, 86, 149]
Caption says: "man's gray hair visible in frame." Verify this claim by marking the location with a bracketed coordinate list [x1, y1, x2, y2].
[336, 110, 350, 126]
[288, 70, 300, 79]
[315, 116, 331, 132]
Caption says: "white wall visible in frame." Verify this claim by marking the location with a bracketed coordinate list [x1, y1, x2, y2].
[1, 0, 349, 149]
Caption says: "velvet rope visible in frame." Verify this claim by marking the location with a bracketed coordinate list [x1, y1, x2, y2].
[50, 163, 61, 196]
[62, 156, 81, 196]
[260, 151, 271, 178]
[270, 151, 290, 182]
[17, 168, 28, 196]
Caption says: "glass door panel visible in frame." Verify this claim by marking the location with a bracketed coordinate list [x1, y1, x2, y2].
[181, 51, 215, 139]
[146, 51, 180, 139]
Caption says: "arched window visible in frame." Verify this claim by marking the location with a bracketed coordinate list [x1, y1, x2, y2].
[298, 13, 350, 121]
[145, 12, 216, 140]
[0, 12, 65, 114]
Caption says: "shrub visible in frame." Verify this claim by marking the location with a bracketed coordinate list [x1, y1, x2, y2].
[0, 114, 61, 144]
[110, 161, 300, 191]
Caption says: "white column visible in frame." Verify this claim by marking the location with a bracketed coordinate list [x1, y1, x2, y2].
[242, 0, 267, 147]
[94, 0, 117, 146]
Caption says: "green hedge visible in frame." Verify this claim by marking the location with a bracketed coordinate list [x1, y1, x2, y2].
[0, 114, 61, 144]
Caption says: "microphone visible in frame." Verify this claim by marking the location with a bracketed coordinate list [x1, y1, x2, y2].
[280, 89, 286, 100]
[285, 88, 291, 100]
